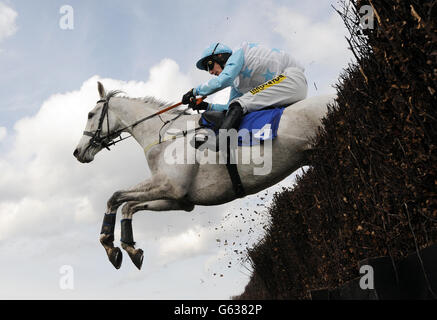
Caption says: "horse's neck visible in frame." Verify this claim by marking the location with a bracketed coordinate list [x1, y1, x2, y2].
[110, 97, 163, 148]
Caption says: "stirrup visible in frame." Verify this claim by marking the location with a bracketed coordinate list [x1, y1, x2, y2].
[190, 133, 209, 150]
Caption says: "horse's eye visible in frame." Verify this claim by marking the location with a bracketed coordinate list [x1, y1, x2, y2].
[88, 112, 94, 119]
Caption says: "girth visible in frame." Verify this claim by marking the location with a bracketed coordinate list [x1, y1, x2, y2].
[199, 111, 246, 198]
[226, 153, 246, 198]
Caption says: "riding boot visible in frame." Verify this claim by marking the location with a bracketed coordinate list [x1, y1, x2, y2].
[202, 102, 244, 152]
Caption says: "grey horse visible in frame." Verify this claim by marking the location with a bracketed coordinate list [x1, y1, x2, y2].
[73, 82, 336, 269]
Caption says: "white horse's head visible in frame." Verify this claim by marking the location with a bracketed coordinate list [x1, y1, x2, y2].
[73, 82, 122, 163]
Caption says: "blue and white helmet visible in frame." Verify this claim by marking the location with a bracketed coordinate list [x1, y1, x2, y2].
[196, 43, 233, 71]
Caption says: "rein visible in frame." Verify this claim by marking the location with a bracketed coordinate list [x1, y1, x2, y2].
[83, 95, 206, 151]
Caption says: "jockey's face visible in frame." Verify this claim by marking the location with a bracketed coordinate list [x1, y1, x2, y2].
[208, 62, 222, 76]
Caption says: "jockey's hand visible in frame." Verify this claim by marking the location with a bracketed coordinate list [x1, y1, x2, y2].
[191, 101, 209, 111]
[182, 89, 195, 105]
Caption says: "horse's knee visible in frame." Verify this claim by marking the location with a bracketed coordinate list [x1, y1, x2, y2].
[107, 191, 123, 208]
[121, 202, 143, 219]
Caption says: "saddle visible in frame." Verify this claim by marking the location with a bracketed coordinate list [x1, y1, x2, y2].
[195, 107, 285, 198]
[198, 111, 226, 131]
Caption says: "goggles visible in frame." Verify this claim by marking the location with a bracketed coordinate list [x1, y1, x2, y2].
[205, 43, 220, 71]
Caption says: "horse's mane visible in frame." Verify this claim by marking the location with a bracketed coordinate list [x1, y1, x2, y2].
[107, 90, 188, 115]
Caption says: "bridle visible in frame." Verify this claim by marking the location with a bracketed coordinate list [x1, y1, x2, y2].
[83, 94, 206, 152]
[83, 97, 126, 151]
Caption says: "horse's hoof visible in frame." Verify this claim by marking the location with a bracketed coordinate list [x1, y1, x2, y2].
[109, 247, 123, 269]
[130, 249, 144, 270]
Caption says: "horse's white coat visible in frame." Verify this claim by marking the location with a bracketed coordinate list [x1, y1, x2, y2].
[74, 83, 335, 268]
[75, 83, 336, 211]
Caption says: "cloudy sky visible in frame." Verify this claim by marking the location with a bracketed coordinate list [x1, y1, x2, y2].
[0, 0, 353, 299]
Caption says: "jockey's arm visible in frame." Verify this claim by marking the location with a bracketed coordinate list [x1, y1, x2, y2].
[206, 86, 243, 112]
[193, 49, 244, 97]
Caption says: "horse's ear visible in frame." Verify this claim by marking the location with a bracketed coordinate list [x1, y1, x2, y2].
[97, 81, 106, 99]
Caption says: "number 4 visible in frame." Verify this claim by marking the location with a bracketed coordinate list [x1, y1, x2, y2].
[253, 124, 272, 140]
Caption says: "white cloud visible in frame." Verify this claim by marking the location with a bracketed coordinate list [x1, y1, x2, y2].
[268, 4, 353, 96]
[216, 0, 351, 69]
[0, 57, 270, 299]
[158, 227, 207, 263]
[0, 126, 6, 141]
[210, 0, 352, 95]
[0, 59, 196, 242]
[0, 2, 17, 43]
[0, 1, 351, 298]
[270, 6, 351, 66]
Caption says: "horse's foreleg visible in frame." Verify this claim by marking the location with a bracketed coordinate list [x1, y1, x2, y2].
[102, 177, 190, 269]
[120, 199, 195, 270]
[106, 177, 189, 212]
[99, 179, 155, 270]
[99, 213, 123, 269]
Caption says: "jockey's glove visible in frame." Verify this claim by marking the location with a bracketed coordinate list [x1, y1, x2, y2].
[191, 101, 209, 111]
[182, 89, 195, 105]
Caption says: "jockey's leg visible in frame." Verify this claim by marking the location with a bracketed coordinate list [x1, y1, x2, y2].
[202, 102, 244, 152]
[234, 66, 308, 114]
[201, 67, 307, 152]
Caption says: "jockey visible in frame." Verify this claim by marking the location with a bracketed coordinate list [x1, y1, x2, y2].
[182, 42, 308, 150]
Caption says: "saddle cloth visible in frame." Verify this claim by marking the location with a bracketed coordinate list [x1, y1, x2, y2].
[200, 107, 285, 146]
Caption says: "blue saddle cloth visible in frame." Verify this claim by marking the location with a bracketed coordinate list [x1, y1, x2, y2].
[201, 107, 285, 146]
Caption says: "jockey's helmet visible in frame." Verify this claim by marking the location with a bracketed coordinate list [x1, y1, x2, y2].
[196, 43, 233, 71]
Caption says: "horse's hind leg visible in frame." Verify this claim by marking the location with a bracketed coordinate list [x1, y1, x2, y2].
[120, 199, 194, 270]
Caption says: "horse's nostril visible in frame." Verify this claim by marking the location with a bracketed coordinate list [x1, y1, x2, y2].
[73, 148, 79, 158]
